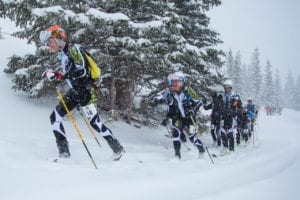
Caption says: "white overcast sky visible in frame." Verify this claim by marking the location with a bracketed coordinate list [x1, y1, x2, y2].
[208, 0, 300, 79]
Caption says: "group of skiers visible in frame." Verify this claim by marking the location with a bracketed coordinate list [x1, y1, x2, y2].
[155, 73, 258, 158]
[40, 25, 258, 161]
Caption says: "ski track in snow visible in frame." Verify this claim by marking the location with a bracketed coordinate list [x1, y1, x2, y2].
[1, 27, 300, 200]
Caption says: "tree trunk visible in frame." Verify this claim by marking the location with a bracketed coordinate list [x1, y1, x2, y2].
[127, 78, 135, 123]
[110, 78, 117, 118]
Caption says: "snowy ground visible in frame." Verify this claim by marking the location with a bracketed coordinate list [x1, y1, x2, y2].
[1, 20, 300, 200]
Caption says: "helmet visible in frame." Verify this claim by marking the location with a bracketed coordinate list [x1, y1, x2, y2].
[174, 71, 185, 82]
[39, 25, 67, 45]
[167, 72, 184, 88]
[233, 95, 240, 101]
[223, 79, 233, 89]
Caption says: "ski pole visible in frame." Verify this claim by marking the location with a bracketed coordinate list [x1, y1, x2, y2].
[252, 123, 255, 148]
[77, 106, 102, 148]
[56, 89, 98, 169]
[205, 147, 214, 164]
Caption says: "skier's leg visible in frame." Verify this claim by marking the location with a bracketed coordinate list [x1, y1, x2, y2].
[170, 124, 182, 159]
[236, 128, 241, 145]
[247, 121, 252, 138]
[210, 124, 217, 142]
[228, 129, 234, 151]
[188, 125, 205, 154]
[81, 103, 124, 154]
[220, 127, 228, 148]
[216, 126, 221, 147]
[50, 92, 79, 158]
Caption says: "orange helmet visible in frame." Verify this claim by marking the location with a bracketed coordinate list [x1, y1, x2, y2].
[39, 25, 67, 44]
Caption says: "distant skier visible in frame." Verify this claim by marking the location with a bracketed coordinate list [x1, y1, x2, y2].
[237, 108, 250, 143]
[245, 98, 257, 137]
[205, 92, 223, 147]
[219, 80, 242, 154]
[230, 95, 243, 146]
[155, 72, 205, 159]
[39, 25, 124, 160]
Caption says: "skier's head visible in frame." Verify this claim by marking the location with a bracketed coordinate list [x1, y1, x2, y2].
[223, 79, 233, 94]
[167, 72, 185, 92]
[39, 25, 67, 52]
[232, 95, 240, 107]
[247, 98, 253, 104]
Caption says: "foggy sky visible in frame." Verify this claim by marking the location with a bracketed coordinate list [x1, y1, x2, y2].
[208, 0, 300, 80]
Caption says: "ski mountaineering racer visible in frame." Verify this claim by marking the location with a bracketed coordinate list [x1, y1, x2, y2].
[39, 25, 124, 160]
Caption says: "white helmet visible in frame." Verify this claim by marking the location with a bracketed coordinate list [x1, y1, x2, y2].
[174, 71, 185, 82]
[167, 72, 185, 88]
[223, 79, 233, 89]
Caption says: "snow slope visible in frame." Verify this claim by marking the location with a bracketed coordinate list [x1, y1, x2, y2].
[1, 22, 300, 200]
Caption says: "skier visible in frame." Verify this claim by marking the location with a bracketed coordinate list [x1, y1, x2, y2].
[205, 92, 223, 147]
[237, 108, 250, 143]
[155, 72, 205, 159]
[245, 98, 257, 137]
[219, 80, 242, 154]
[39, 25, 124, 160]
[230, 95, 243, 146]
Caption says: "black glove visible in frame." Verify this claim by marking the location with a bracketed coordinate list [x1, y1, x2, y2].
[202, 98, 207, 105]
[161, 118, 168, 126]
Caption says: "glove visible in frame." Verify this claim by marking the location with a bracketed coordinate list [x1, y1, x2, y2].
[154, 94, 162, 103]
[161, 118, 168, 126]
[42, 69, 62, 81]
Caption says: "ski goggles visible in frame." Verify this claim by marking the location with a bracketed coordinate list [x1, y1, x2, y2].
[168, 79, 183, 87]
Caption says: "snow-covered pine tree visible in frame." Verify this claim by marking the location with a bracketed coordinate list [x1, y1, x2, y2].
[240, 63, 250, 101]
[294, 74, 300, 111]
[261, 60, 275, 106]
[249, 48, 262, 103]
[274, 69, 283, 109]
[232, 51, 242, 95]
[226, 49, 234, 78]
[1, 0, 224, 124]
[284, 70, 296, 109]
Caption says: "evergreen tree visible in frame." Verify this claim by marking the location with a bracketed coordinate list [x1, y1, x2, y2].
[240, 63, 250, 100]
[294, 74, 300, 110]
[1, 0, 224, 123]
[262, 60, 275, 106]
[225, 49, 234, 78]
[284, 70, 296, 109]
[274, 69, 283, 108]
[232, 51, 242, 95]
[249, 48, 262, 103]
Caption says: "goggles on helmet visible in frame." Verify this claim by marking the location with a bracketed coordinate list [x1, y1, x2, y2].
[39, 25, 67, 45]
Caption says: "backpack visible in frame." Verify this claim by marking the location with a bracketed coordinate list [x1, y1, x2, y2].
[81, 49, 101, 80]
[69, 44, 101, 80]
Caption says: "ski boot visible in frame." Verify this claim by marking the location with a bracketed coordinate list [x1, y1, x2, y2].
[197, 145, 205, 158]
[55, 134, 71, 158]
[104, 136, 125, 161]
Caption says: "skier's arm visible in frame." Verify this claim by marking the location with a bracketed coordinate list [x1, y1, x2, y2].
[153, 88, 170, 104]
